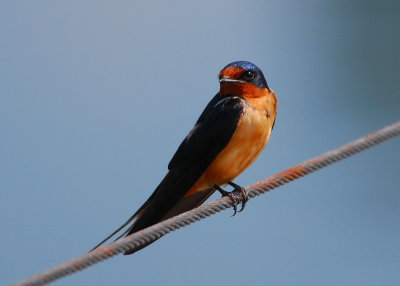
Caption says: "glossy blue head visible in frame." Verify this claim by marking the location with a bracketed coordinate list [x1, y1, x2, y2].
[219, 61, 269, 90]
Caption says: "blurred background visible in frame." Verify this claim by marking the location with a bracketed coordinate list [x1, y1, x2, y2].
[1, 1, 399, 285]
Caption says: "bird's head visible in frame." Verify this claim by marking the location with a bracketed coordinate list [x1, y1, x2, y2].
[218, 61, 269, 98]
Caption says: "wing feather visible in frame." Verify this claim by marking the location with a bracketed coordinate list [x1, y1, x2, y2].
[92, 93, 244, 251]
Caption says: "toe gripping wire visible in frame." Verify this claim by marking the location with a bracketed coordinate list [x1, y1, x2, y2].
[214, 182, 249, 216]
[12, 121, 400, 286]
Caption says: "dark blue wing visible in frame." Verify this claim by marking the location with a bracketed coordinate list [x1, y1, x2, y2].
[93, 93, 245, 253]
[127, 93, 245, 233]
[168, 94, 244, 176]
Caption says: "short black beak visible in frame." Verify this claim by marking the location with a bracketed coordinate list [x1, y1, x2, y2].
[219, 77, 246, 84]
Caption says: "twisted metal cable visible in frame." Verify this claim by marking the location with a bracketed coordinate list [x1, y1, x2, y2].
[12, 121, 400, 286]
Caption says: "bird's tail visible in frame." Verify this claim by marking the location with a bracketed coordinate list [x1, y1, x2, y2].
[89, 186, 159, 252]
[123, 186, 215, 255]
[90, 171, 215, 255]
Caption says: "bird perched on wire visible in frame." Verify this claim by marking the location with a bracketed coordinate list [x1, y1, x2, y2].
[92, 60, 278, 255]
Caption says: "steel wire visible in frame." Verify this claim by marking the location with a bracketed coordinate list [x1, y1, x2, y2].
[12, 121, 400, 286]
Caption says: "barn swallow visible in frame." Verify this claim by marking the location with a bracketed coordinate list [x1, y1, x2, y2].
[92, 61, 278, 255]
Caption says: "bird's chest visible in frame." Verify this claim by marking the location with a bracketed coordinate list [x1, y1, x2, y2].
[203, 101, 273, 185]
[226, 104, 271, 164]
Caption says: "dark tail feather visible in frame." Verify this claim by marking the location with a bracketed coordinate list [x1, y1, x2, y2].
[89, 186, 160, 252]
[123, 187, 215, 255]
[89, 213, 139, 252]
[92, 169, 215, 255]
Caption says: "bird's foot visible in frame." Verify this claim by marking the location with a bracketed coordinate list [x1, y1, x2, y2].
[228, 182, 249, 213]
[214, 182, 249, 216]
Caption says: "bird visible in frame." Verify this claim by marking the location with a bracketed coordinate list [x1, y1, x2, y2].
[91, 60, 278, 255]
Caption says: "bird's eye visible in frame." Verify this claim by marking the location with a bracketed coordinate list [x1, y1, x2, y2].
[242, 71, 255, 80]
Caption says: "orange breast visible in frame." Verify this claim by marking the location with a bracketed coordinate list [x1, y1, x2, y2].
[186, 90, 277, 196]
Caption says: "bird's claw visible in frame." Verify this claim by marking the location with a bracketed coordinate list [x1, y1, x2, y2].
[228, 181, 249, 214]
[214, 183, 249, 216]
[227, 192, 241, 216]
[237, 188, 249, 212]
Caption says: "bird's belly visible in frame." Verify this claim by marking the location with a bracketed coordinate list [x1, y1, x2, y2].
[194, 106, 273, 190]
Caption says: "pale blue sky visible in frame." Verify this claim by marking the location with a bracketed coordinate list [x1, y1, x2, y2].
[1, 1, 399, 285]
